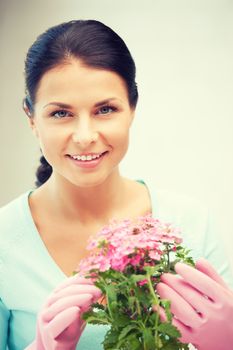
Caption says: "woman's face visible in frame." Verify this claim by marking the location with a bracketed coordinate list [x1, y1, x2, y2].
[30, 59, 135, 187]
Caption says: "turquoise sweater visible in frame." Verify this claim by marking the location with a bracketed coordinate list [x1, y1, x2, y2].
[0, 179, 232, 349]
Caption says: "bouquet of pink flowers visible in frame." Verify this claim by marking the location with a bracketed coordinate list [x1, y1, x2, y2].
[77, 214, 194, 350]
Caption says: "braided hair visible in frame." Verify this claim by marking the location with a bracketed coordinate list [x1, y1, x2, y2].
[35, 155, 53, 188]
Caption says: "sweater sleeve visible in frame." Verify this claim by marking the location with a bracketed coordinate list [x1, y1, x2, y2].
[0, 298, 10, 349]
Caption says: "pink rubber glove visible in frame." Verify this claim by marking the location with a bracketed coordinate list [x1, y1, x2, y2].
[156, 258, 233, 350]
[25, 275, 101, 350]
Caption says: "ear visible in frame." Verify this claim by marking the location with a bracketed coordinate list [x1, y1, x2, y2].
[27, 117, 39, 138]
[23, 98, 32, 118]
[23, 98, 39, 138]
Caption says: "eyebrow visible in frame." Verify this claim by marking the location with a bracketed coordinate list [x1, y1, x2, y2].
[43, 98, 122, 109]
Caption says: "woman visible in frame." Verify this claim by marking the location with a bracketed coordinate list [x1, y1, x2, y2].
[0, 19, 232, 350]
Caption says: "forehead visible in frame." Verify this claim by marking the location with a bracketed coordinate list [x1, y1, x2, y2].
[35, 59, 128, 104]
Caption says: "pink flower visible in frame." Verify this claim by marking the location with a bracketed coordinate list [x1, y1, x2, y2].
[130, 254, 141, 266]
[79, 253, 111, 275]
[77, 214, 183, 275]
[138, 279, 148, 286]
[111, 255, 131, 272]
[149, 250, 162, 261]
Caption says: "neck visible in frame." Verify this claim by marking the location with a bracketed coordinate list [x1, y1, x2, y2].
[38, 170, 128, 224]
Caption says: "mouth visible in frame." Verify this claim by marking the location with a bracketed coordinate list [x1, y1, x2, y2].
[66, 151, 109, 169]
[67, 151, 109, 162]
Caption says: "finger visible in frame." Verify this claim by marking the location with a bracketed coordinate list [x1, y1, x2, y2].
[43, 294, 94, 322]
[160, 273, 211, 314]
[47, 306, 82, 339]
[47, 285, 102, 306]
[54, 275, 94, 293]
[56, 312, 85, 341]
[175, 262, 223, 301]
[196, 258, 229, 289]
[157, 282, 202, 328]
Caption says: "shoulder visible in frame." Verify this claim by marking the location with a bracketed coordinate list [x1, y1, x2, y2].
[155, 188, 208, 223]
[143, 177, 208, 224]
[0, 191, 42, 307]
[0, 192, 29, 225]
[0, 191, 32, 244]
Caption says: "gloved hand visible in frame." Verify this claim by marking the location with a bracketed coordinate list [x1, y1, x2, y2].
[25, 275, 101, 350]
[156, 258, 233, 350]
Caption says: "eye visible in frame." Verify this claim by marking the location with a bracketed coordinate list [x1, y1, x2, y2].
[50, 110, 72, 119]
[96, 105, 117, 115]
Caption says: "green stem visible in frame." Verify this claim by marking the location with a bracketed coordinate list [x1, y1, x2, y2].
[146, 272, 160, 348]
[167, 249, 170, 270]
[135, 296, 141, 316]
[99, 276, 115, 323]
[146, 273, 159, 305]
[139, 322, 148, 350]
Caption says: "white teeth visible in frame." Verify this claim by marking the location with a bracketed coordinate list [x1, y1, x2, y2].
[71, 153, 102, 161]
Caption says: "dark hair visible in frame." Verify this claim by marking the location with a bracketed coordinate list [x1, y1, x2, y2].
[24, 19, 138, 187]
[35, 155, 53, 187]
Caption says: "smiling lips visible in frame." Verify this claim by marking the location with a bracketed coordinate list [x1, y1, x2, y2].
[67, 151, 108, 169]
[68, 151, 108, 162]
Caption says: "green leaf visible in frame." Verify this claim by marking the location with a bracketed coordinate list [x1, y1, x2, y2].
[142, 327, 155, 350]
[105, 284, 117, 304]
[91, 302, 105, 310]
[146, 311, 157, 326]
[113, 313, 130, 327]
[157, 322, 181, 338]
[133, 286, 151, 307]
[175, 245, 183, 251]
[104, 328, 119, 349]
[162, 343, 180, 350]
[128, 296, 137, 309]
[125, 333, 142, 350]
[109, 301, 118, 313]
[160, 337, 189, 350]
[160, 299, 172, 322]
[118, 324, 139, 341]
[143, 265, 161, 275]
[82, 310, 110, 325]
[130, 274, 147, 283]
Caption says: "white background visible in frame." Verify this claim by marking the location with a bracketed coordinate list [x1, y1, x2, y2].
[0, 0, 232, 269]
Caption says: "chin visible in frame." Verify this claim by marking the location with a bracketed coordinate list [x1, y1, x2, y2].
[58, 160, 121, 188]
[68, 174, 111, 189]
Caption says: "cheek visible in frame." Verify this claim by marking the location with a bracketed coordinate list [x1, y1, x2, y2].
[104, 119, 131, 145]
[36, 126, 65, 155]
[105, 123, 130, 155]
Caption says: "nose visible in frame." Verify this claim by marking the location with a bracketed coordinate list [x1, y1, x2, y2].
[72, 116, 98, 148]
